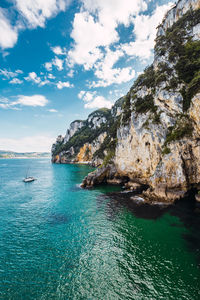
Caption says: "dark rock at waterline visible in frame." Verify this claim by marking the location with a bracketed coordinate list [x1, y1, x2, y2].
[81, 165, 123, 188]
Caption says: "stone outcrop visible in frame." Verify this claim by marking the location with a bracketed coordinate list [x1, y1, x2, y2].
[52, 0, 200, 203]
[51, 108, 111, 165]
[64, 120, 84, 143]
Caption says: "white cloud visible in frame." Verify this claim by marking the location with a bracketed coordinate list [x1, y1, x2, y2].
[16, 69, 23, 74]
[48, 73, 55, 79]
[0, 1, 71, 50]
[39, 79, 50, 86]
[78, 91, 86, 99]
[0, 135, 54, 152]
[0, 97, 18, 110]
[0, 68, 23, 78]
[0, 97, 9, 103]
[78, 91, 113, 109]
[67, 69, 74, 78]
[121, 3, 173, 60]
[90, 65, 135, 87]
[44, 57, 64, 71]
[15, 0, 71, 28]
[44, 62, 52, 71]
[15, 95, 48, 107]
[56, 81, 73, 89]
[51, 46, 65, 55]
[53, 57, 64, 70]
[23, 72, 51, 86]
[68, 11, 117, 69]
[48, 108, 58, 112]
[24, 72, 41, 84]
[68, 0, 147, 69]
[66, 0, 173, 87]
[84, 96, 113, 109]
[0, 103, 15, 109]
[9, 78, 23, 84]
[82, 0, 147, 26]
[0, 95, 49, 109]
[90, 48, 135, 87]
[0, 8, 18, 49]
[78, 90, 96, 102]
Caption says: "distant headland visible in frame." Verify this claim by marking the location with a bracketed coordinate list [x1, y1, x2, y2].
[0, 150, 50, 159]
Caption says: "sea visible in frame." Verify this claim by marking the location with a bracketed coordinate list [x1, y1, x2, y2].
[0, 158, 199, 300]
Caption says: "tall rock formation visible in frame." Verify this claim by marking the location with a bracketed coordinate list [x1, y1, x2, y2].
[52, 0, 200, 203]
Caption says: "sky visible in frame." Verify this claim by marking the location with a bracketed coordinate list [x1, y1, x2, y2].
[0, 0, 175, 152]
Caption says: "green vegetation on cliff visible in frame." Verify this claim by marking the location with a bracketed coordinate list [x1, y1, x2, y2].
[155, 8, 200, 110]
[164, 115, 194, 146]
[52, 105, 121, 159]
[52, 7, 200, 167]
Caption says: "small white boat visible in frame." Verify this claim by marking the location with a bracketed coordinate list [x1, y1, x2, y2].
[23, 166, 36, 182]
[23, 177, 36, 183]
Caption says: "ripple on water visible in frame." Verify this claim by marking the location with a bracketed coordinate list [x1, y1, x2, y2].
[0, 160, 200, 300]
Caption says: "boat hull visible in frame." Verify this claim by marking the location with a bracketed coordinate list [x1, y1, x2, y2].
[23, 177, 36, 183]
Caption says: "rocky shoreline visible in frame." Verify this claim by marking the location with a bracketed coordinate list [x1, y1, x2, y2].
[52, 0, 200, 205]
[80, 164, 189, 204]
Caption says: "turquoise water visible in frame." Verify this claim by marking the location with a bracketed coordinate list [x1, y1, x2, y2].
[0, 159, 199, 299]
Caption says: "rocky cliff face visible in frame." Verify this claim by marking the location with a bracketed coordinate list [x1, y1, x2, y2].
[52, 0, 200, 203]
[51, 107, 114, 164]
[63, 120, 84, 143]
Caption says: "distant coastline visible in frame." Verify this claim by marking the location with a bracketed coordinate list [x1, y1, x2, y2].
[0, 150, 50, 159]
[0, 157, 50, 159]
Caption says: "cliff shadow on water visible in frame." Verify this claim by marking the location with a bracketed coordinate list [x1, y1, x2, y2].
[96, 186, 200, 266]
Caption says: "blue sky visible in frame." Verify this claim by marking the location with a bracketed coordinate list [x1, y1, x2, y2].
[0, 0, 174, 152]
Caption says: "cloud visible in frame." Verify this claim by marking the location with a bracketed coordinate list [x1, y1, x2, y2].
[56, 81, 73, 89]
[0, 8, 18, 49]
[0, 102, 17, 109]
[24, 72, 51, 86]
[44, 62, 52, 71]
[39, 79, 50, 86]
[84, 96, 113, 109]
[15, 0, 71, 28]
[78, 91, 86, 99]
[66, 1, 173, 87]
[48, 73, 56, 79]
[9, 78, 23, 84]
[48, 108, 58, 112]
[78, 91, 113, 109]
[0, 135, 54, 152]
[44, 57, 64, 71]
[89, 48, 135, 87]
[68, 11, 117, 69]
[51, 46, 66, 55]
[15, 95, 48, 106]
[121, 3, 173, 60]
[67, 0, 148, 86]
[0, 68, 23, 78]
[82, 0, 147, 25]
[68, 0, 147, 68]
[0, 97, 20, 110]
[0, 94, 49, 109]
[53, 57, 64, 70]
[67, 69, 74, 78]
[0, 1, 71, 50]
[78, 90, 96, 102]
[24, 72, 41, 84]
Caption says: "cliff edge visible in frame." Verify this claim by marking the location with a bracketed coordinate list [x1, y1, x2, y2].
[52, 0, 200, 203]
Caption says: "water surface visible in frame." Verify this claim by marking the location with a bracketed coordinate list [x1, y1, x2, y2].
[0, 159, 199, 299]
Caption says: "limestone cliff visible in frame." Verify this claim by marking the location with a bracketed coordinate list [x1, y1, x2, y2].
[52, 0, 200, 203]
